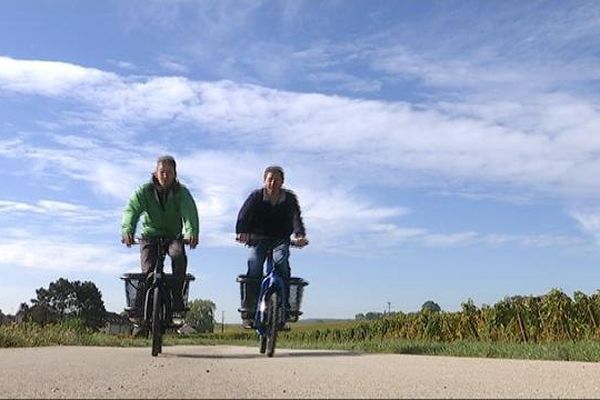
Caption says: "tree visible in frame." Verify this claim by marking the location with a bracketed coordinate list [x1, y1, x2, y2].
[73, 280, 106, 329]
[186, 299, 216, 333]
[26, 278, 106, 330]
[421, 300, 441, 313]
[365, 311, 384, 320]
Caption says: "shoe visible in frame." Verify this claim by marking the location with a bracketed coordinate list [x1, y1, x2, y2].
[132, 323, 148, 338]
[280, 323, 291, 331]
[240, 310, 255, 320]
[171, 316, 185, 328]
[172, 309, 187, 323]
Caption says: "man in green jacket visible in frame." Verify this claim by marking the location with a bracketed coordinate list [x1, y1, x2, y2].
[121, 155, 199, 316]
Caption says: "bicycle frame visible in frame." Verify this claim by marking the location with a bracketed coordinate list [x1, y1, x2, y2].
[253, 237, 307, 356]
[236, 233, 308, 357]
[254, 250, 288, 337]
[146, 238, 172, 356]
[122, 236, 194, 357]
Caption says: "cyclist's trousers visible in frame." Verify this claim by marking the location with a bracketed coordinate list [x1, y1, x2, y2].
[140, 238, 187, 309]
[246, 238, 291, 310]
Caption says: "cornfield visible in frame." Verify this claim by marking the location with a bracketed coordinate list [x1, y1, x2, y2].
[283, 288, 600, 344]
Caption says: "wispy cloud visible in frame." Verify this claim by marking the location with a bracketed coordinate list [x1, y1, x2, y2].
[0, 237, 135, 273]
[482, 233, 584, 248]
[422, 232, 478, 247]
[3, 56, 600, 199]
[157, 56, 189, 74]
[571, 211, 600, 247]
[307, 71, 382, 94]
[0, 56, 118, 97]
[107, 59, 138, 71]
[2, 55, 599, 252]
[0, 199, 121, 239]
[0, 199, 111, 219]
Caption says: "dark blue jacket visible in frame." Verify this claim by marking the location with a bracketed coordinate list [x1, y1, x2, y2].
[236, 189, 306, 238]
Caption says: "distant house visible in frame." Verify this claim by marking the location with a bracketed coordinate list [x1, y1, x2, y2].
[101, 312, 133, 335]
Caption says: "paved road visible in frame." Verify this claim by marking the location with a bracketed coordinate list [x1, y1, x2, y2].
[1, 345, 600, 398]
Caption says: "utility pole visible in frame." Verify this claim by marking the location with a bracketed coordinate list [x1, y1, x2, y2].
[221, 311, 225, 333]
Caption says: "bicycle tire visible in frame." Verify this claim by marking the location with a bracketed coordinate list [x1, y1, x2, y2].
[151, 286, 162, 357]
[266, 292, 278, 357]
[259, 335, 267, 354]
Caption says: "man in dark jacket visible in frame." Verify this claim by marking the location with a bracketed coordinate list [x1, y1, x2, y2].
[121, 155, 199, 328]
[235, 165, 308, 327]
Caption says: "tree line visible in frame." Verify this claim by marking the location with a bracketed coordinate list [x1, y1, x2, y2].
[355, 300, 442, 320]
[6, 277, 216, 334]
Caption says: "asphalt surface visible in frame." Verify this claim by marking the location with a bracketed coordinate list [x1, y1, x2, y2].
[1, 345, 600, 398]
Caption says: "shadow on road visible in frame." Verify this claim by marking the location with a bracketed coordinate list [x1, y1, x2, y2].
[163, 350, 361, 360]
[286, 351, 361, 358]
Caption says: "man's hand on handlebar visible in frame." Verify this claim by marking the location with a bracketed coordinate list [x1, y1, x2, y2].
[122, 234, 198, 248]
[188, 235, 199, 249]
[122, 234, 134, 247]
[235, 232, 308, 248]
[236, 233, 250, 244]
[236, 232, 309, 247]
[292, 235, 309, 248]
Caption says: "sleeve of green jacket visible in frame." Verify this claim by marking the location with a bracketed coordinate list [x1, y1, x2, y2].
[180, 187, 200, 237]
[121, 186, 145, 236]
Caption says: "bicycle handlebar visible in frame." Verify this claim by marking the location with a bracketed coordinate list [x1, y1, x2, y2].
[122, 236, 193, 246]
[235, 233, 309, 248]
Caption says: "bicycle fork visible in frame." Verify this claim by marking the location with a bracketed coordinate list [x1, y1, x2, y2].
[144, 273, 172, 324]
[255, 275, 287, 335]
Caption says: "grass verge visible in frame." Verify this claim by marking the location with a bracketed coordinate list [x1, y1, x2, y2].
[4, 321, 600, 362]
[0, 321, 139, 348]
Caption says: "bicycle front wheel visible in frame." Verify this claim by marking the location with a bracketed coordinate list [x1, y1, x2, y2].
[259, 335, 267, 354]
[151, 286, 162, 357]
[266, 291, 279, 357]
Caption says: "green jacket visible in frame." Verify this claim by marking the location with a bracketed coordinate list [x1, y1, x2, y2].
[121, 177, 199, 239]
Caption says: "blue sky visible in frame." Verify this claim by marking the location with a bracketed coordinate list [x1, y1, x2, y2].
[2, 1, 600, 321]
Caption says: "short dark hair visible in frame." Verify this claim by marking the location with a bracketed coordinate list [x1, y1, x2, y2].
[156, 155, 177, 174]
[263, 165, 284, 182]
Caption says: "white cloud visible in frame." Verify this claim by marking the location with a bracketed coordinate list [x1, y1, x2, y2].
[571, 211, 600, 247]
[158, 57, 189, 74]
[0, 238, 136, 273]
[483, 233, 584, 248]
[0, 199, 114, 220]
[370, 44, 533, 92]
[0, 56, 118, 97]
[0, 199, 121, 242]
[307, 71, 382, 94]
[107, 59, 138, 71]
[2, 56, 600, 250]
[423, 232, 478, 247]
[51, 135, 100, 149]
[0, 58, 595, 202]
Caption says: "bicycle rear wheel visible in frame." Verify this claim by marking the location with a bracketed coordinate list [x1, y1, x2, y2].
[151, 286, 162, 357]
[266, 292, 279, 357]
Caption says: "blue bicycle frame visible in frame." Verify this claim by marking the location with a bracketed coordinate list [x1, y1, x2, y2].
[236, 233, 308, 356]
[254, 251, 288, 336]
